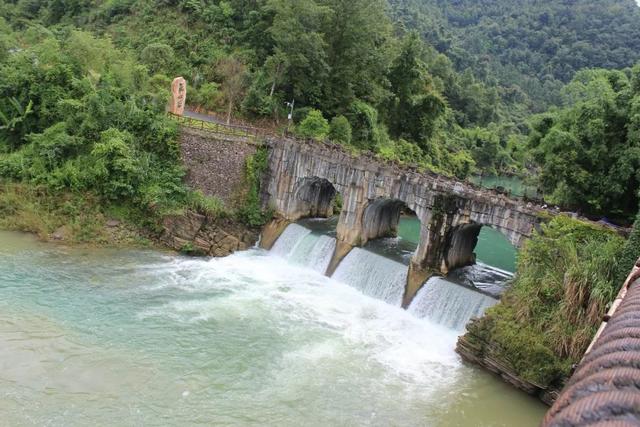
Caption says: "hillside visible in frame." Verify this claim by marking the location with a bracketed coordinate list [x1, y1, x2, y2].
[1, 0, 639, 221]
[389, 0, 640, 111]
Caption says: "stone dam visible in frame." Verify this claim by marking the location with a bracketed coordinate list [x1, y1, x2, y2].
[260, 137, 544, 307]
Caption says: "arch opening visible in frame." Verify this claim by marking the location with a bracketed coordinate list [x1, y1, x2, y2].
[445, 223, 518, 274]
[445, 223, 483, 273]
[361, 198, 417, 245]
[290, 177, 340, 220]
[357, 198, 422, 269]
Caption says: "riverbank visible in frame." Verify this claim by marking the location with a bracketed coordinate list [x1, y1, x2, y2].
[0, 182, 152, 247]
[455, 216, 625, 405]
[0, 182, 259, 256]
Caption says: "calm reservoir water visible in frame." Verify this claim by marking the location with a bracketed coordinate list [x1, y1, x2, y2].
[0, 231, 545, 426]
[470, 175, 539, 199]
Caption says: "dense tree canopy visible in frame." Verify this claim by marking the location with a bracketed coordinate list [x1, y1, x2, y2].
[529, 66, 640, 220]
[0, 0, 527, 178]
[389, 0, 640, 114]
[1, 0, 639, 222]
[0, 27, 186, 211]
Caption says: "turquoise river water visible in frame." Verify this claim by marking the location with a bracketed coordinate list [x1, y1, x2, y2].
[0, 230, 545, 426]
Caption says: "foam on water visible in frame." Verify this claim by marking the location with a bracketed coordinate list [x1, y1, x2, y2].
[448, 262, 514, 297]
[0, 230, 546, 426]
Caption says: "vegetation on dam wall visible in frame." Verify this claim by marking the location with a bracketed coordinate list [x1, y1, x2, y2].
[459, 216, 624, 390]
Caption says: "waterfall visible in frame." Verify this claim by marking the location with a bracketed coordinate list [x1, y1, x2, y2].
[408, 277, 498, 331]
[271, 224, 311, 256]
[271, 223, 499, 330]
[332, 248, 407, 306]
[270, 224, 336, 274]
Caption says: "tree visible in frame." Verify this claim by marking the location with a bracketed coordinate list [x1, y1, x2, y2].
[216, 56, 248, 124]
[529, 68, 640, 221]
[265, 0, 330, 106]
[319, 0, 393, 114]
[141, 43, 176, 75]
[385, 32, 446, 149]
[347, 100, 381, 149]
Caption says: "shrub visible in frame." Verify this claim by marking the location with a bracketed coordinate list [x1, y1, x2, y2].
[188, 190, 226, 218]
[615, 206, 640, 284]
[296, 109, 330, 140]
[329, 115, 352, 145]
[347, 100, 381, 149]
[192, 82, 221, 111]
[237, 146, 272, 227]
[467, 216, 624, 386]
[90, 128, 140, 200]
[140, 43, 175, 75]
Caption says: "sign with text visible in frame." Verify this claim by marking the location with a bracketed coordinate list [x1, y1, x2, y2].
[169, 77, 187, 115]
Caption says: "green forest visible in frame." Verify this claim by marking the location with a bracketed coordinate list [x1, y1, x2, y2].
[390, 0, 640, 112]
[2, 0, 639, 225]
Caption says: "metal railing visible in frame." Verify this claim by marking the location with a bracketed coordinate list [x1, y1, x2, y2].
[167, 112, 263, 140]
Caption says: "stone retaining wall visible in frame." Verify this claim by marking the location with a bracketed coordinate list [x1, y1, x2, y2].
[179, 127, 257, 207]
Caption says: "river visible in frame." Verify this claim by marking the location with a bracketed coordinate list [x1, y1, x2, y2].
[0, 230, 545, 426]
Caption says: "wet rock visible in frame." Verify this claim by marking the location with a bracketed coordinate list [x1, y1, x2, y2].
[219, 235, 240, 252]
[160, 210, 259, 257]
[193, 237, 212, 253]
[162, 211, 205, 241]
[52, 226, 67, 241]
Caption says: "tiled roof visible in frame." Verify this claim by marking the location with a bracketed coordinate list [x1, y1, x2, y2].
[542, 261, 640, 426]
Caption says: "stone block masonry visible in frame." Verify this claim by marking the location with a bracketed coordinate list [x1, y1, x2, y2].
[167, 127, 261, 257]
[179, 127, 257, 207]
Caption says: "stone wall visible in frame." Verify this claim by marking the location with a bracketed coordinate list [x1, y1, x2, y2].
[179, 127, 257, 207]
[172, 128, 260, 257]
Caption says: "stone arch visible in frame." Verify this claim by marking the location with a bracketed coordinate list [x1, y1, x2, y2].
[360, 198, 417, 245]
[289, 177, 339, 220]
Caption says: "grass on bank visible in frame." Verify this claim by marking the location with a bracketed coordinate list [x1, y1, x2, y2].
[466, 216, 625, 388]
[0, 181, 152, 245]
[0, 146, 271, 245]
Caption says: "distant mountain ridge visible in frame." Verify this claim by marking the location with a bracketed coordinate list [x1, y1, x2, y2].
[389, 0, 640, 110]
